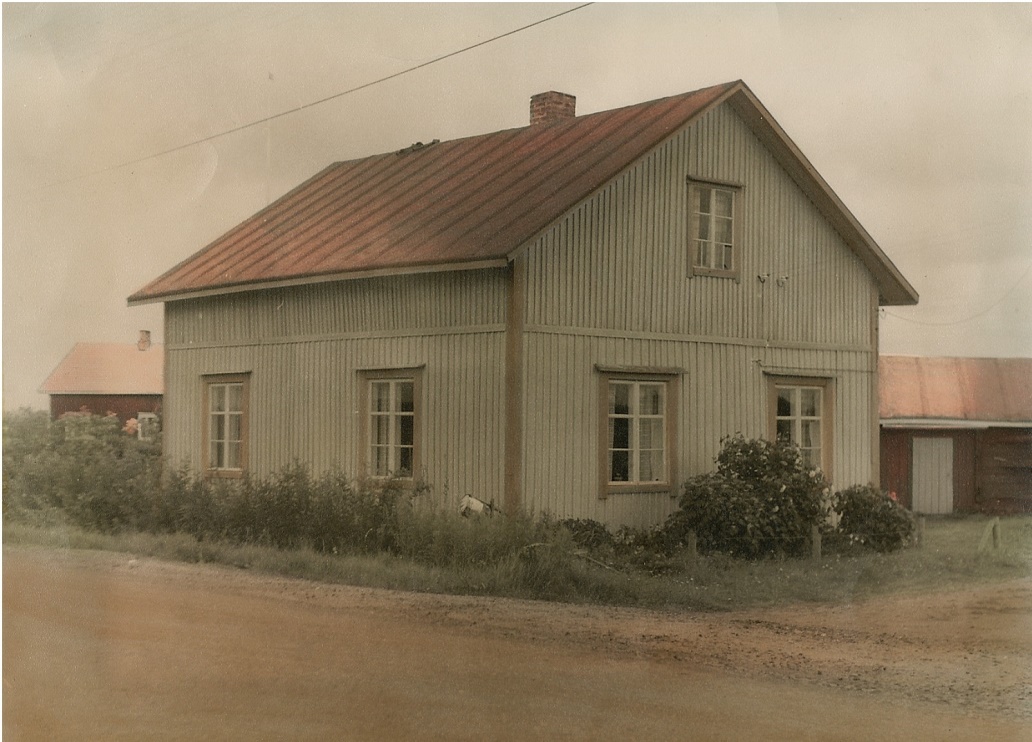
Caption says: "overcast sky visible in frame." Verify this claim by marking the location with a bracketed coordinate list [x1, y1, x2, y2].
[4, 3, 1031, 411]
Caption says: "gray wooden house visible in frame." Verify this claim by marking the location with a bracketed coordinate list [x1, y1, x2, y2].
[129, 81, 917, 526]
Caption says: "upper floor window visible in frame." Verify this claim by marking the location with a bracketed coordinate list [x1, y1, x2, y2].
[688, 179, 740, 278]
[360, 367, 423, 480]
[203, 373, 249, 476]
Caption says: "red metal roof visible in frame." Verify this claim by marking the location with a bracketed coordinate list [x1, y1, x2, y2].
[129, 80, 917, 306]
[879, 356, 1032, 424]
[40, 343, 164, 396]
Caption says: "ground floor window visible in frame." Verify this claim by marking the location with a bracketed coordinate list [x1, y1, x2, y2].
[203, 373, 249, 476]
[768, 375, 833, 475]
[360, 368, 423, 480]
[597, 368, 680, 496]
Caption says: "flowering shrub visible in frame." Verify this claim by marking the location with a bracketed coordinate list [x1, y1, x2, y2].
[667, 434, 830, 559]
[832, 484, 914, 552]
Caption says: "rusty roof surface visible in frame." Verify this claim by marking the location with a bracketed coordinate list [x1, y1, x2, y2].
[879, 355, 1032, 424]
[129, 80, 917, 306]
[40, 343, 164, 396]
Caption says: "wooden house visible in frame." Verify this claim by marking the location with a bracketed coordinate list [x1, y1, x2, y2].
[880, 356, 1032, 514]
[129, 81, 917, 526]
[40, 333, 163, 436]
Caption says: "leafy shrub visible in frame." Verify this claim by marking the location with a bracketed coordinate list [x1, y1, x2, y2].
[833, 484, 914, 552]
[559, 518, 614, 550]
[669, 434, 830, 559]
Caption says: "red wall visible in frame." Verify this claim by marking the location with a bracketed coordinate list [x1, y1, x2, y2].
[49, 395, 162, 426]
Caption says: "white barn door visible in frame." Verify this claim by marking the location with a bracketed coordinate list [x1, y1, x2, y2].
[912, 437, 954, 514]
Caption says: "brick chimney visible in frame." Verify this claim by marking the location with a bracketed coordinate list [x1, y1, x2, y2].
[530, 91, 576, 126]
[137, 330, 152, 351]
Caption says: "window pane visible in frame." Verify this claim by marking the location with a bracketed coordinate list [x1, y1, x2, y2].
[715, 216, 732, 245]
[696, 188, 710, 214]
[210, 384, 226, 413]
[801, 420, 821, 448]
[226, 383, 242, 413]
[800, 388, 820, 418]
[776, 419, 793, 442]
[801, 448, 820, 468]
[211, 441, 224, 469]
[610, 450, 629, 482]
[399, 415, 414, 446]
[228, 413, 242, 443]
[611, 417, 630, 449]
[639, 449, 664, 482]
[721, 245, 733, 271]
[211, 414, 225, 443]
[372, 382, 391, 412]
[397, 381, 414, 413]
[226, 441, 240, 470]
[697, 216, 710, 241]
[610, 383, 630, 415]
[639, 385, 663, 416]
[714, 189, 733, 217]
[398, 447, 413, 477]
[372, 415, 390, 446]
[777, 389, 794, 417]
[639, 418, 663, 450]
[697, 241, 710, 268]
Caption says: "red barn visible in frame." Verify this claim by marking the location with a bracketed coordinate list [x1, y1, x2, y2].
[40, 336, 164, 434]
[880, 356, 1032, 514]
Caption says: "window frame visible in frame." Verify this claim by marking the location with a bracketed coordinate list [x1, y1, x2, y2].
[201, 373, 250, 478]
[136, 411, 159, 441]
[358, 366, 424, 484]
[597, 367, 680, 498]
[766, 374, 834, 478]
[687, 177, 743, 280]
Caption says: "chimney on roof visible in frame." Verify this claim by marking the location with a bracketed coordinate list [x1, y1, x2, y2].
[530, 91, 576, 126]
[137, 330, 152, 351]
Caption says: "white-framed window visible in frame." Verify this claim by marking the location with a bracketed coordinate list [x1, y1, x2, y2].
[688, 179, 740, 277]
[360, 368, 423, 480]
[768, 376, 833, 475]
[136, 412, 159, 440]
[203, 374, 249, 476]
[597, 368, 680, 497]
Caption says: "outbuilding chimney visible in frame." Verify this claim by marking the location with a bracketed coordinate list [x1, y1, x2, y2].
[530, 91, 576, 126]
[137, 330, 152, 351]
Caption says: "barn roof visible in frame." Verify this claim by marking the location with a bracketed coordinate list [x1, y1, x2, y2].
[879, 355, 1032, 426]
[129, 80, 918, 307]
[40, 343, 164, 396]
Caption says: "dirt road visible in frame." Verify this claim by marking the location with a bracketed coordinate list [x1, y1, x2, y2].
[4, 546, 1030, 740]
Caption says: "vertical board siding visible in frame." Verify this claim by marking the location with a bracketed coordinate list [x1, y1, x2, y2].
[524, 105, 872, 347]
[164, 270, 508, 508]
[519, 103, 880, 527]
[520, 332, 875, 527]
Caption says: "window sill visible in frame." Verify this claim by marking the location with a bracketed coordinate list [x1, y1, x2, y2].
[206, 469, 245, 480]
[601, 482, 676, 498]
[690, 266, 739, 280]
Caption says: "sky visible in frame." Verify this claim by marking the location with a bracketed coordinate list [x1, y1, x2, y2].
[4, 2, 1031, 411]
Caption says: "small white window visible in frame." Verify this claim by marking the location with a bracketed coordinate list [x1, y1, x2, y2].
[136, 412, 159, 440]
[204, 374, 249, 476]
[360, 367, 423, 481]
[689, 180, 740, 277]
[768, 377, 832, 476]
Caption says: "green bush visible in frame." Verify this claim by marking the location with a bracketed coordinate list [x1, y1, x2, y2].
[833, 484, 914, 552]
[669, 434, 830, 559]
[559, 518, 614, 550]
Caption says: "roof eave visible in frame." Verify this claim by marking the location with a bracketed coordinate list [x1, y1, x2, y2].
[127, 257, 510, 306]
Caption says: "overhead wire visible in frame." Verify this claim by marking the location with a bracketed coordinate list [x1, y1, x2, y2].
[13, 3, 594, 197]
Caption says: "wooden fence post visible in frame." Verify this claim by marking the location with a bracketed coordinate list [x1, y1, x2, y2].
[811, 525, 822, 562]
[992, 517, 1002, 550]
[916, 517, 925, 548]
[686, 530, 698, 560]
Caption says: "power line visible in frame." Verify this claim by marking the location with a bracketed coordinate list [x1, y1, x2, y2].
[15, 3, 594, 196]
[883, 258, 1032, 327]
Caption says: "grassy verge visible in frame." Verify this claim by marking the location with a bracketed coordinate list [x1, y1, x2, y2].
[5, 513, 1029, 611]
